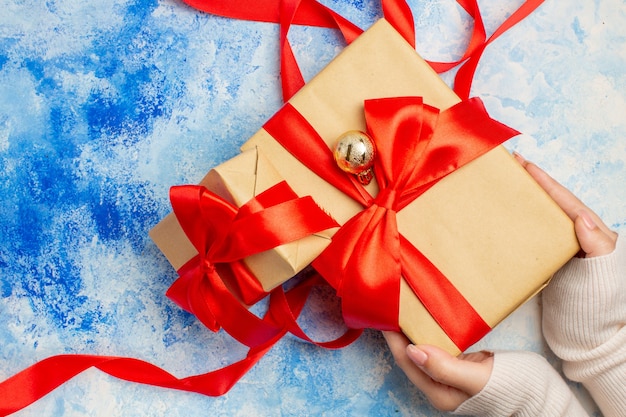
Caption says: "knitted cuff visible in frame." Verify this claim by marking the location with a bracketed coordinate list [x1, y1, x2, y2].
[542, 234, 626, 355]
[454, 351, 587, 417]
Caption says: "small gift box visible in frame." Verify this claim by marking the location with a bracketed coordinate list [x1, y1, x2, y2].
[151, 18, 580, 354]
[150, 147, 337, 304]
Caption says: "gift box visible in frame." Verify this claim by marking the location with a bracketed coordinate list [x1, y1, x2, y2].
[151, 18, 580, 354]
[149, 147, 336, 300]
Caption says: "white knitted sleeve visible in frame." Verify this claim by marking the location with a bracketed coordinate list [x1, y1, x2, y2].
[542, 234, 626, 417]
[453, 351, 588, 417]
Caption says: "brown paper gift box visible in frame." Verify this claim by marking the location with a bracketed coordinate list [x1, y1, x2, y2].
[149, 147, 336, 296]
[151, 18, 580, 354]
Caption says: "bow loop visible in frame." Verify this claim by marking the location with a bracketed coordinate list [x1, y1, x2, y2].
[169, 185, 238, 258]
[364, 97, 441, 200]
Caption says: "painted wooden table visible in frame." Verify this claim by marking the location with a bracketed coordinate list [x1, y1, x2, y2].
[1, 0, 624, 415]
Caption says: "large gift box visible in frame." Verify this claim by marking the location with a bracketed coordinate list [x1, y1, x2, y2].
[150, 18, 580, 354]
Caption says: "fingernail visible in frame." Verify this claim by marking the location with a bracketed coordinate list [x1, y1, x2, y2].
[407, 345, 428, 366]
[512, 151, 526, 164]
[580, 210, 597, 230]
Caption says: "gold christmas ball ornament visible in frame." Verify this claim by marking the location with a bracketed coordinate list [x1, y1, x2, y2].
[333, 130, 376, 185]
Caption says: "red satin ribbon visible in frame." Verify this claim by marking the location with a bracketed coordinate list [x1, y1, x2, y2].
[434, 0, 546, 100]
[264, 97, 520, 350]
[168, 180, 338, 306]
[184, 0, 363, 101]
[183, 0, 544, 100]
[0, 274, 361, 416]
[0, 183, 363, 415]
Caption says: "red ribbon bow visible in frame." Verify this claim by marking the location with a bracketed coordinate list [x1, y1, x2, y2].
[265, 97, 520, 350]
[167, 180, 339, 339]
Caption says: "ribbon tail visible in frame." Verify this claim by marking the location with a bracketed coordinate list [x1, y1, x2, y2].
[176, 334, 283, 395]
[0, 337, 283, 417]
[382, 0, 415, 48]
[313, 207, 401, 331]
[400, 236, 491, 351]
[166, 265, 196, 314]
[0, 355, 113, 416]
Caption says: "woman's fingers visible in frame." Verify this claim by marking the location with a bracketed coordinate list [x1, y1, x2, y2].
[383, 332, 493, 411]
[407, 344, 492, 397]
[574, 210, 618, 257]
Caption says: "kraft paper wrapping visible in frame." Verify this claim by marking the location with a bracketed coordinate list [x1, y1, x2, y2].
[151, 18, 580, 354]
[239, 19, 580, 353]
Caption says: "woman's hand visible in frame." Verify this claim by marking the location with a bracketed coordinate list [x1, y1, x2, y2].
[384, 153, 618, 412]
[383, 331, 493, 412]
[513, 152, 617, 257]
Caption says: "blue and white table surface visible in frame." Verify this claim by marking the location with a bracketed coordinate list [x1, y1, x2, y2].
[1, 0, 625, 415]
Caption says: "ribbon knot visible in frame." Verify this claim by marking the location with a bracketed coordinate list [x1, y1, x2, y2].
[372, 187, 398, 211]
[201, 257, 216, 276]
